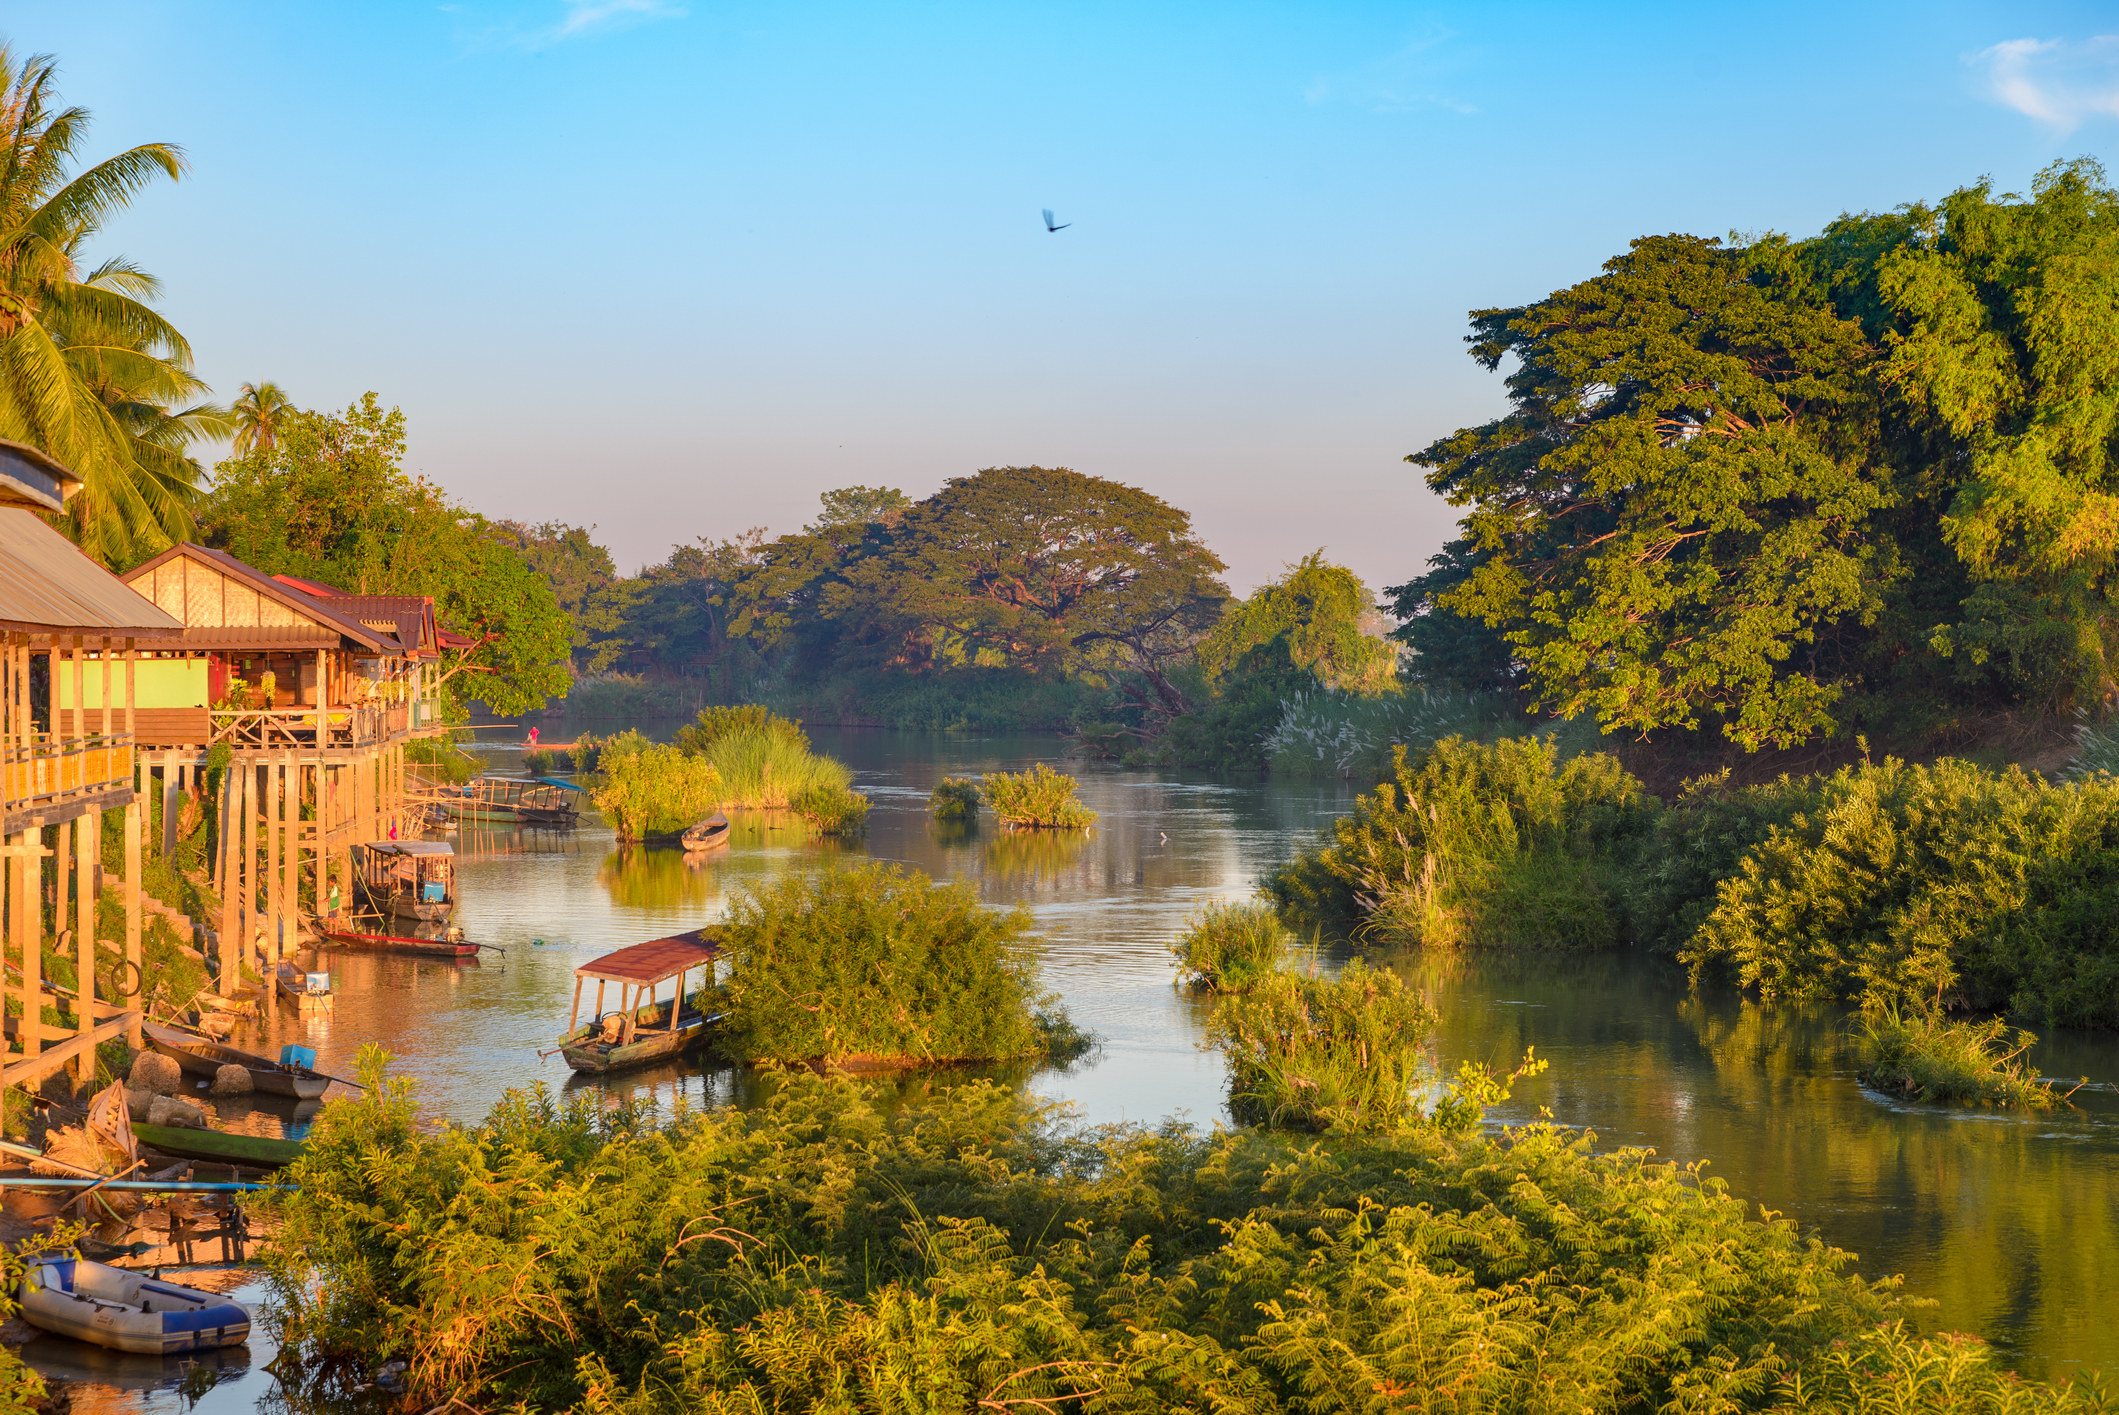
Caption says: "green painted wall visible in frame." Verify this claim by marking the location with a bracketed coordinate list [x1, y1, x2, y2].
[54, 657, 209, 710]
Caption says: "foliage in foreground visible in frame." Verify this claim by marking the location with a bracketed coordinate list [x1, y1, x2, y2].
[1266, 735, 1651, 948]
[1170, 899, 1289, 992]
[713, 863, 1073, 1065]
[1683, 757, 2119, 1026]
[591, 734, 723, 841]
[1856, 1008, 2075, 1109]
[258, 1052, 2119, 1415]
[930, 776, 982, 821]
[982, 762, 1096, 828]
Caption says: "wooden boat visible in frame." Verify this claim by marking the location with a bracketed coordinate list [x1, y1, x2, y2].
[318, 924, 479, 958]
[274, 961, 333, 1014]
[555, 929, 721, 1074]
[354, 840, 456, 923]
[132, 1122, 304, 1170]
[440, 776, 581, 826]
[145, 1022, 331, 1101]
[681, 813, 731, 851]
[20, 1258, 251, 1354]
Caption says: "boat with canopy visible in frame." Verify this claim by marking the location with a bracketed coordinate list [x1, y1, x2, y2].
[353, 840, 456, 924]
[555, 929, 721, 1074]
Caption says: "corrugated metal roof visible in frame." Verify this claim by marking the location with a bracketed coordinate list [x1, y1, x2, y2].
[0, 510, 185, 635]
[172, 625, 346, 649]
[123, 544, 389, 652]
[576, 929, 719, 983]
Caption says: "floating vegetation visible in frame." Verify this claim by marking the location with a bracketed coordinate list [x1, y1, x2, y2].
[713, 862, 1081, 1066]
[1857, 1007, 2078, 1109]
[590, 737, 722, 842]
[929, 776, 981, 821]
[982, 763, 1095, 829]
[790, 782, 869, 836]
[1170, 899, 1289, 991]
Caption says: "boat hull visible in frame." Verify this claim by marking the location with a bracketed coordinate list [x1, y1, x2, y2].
[360, 890, 453, 924]
[132, 1122, 304, 1169]
[145, 1024, 330, 1101]
[320, 928, 477, 958]
[20, 1259, 250, 1355]
[560, 1016, 712, 1074]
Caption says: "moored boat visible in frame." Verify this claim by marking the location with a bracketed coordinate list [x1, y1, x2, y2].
[132, 1122, 304, 1169]
[354, 840, 456, 924]
[555, 929, 721, 1074]
[145, 1022, 331, 1101]
[274, 961, 333, 1014]
[681, 813, 731, 851]
[19, 1258, 251, 1354]
[318, 925, 479, 958]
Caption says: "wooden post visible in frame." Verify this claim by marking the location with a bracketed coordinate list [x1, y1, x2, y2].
[100, 636, 112, 740]
[70, 636, 84, 744]
[217, 772, 237, 996]
[316, 649, 327, 743]
[75, 808, 97, 1085]
[162, 754, 179, 858]
[123, 799, 141, 1050]
[241, 763, 257, 980]
[124, 638, 134, 740]
[284, 758, 301, 943]
[568, 975, 583, 1034]
[265, 758, 282, 968]
[11, 831, 36, 1061]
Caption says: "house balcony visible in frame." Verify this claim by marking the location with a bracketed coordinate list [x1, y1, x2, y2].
[209, 700, 436, 753]
[1, 731, 136, 834]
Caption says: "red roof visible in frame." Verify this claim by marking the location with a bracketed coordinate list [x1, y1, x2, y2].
[576, 929, 719, 983]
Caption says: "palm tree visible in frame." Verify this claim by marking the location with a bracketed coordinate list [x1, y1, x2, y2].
[230, 380, 292, 455]
[0, 47, 213, 563]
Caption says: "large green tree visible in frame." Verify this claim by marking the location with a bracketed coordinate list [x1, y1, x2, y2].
[199, 394, 572, 715]
[0, 48, 220, 563]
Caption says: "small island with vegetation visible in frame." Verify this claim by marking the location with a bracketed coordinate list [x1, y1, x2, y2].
[981, 763, 1096, 829]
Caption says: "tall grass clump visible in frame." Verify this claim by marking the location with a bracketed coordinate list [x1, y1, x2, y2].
[790, 782, 869, 835]
[590, 738, 723, 842]
[982, 763, 1095, 828]
[1170, 899, 1289, 991]
[267, 1047, 1997, 1415]
[1264, 686, 1505, 780]
[675, 704, 809, 756]
[929, 776, 981, 821]
[1857, 1007, 2077, 1109]
[714, 862, 1081, 1065]
[1683, 757, 2119, 1027]
[676, 707, 850, 809]
[1265, 734, 1653, 949]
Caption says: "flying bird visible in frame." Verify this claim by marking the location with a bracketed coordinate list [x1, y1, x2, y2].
[1042, 208, 1071, 232]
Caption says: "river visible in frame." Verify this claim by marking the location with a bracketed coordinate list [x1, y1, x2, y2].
[31, 728, 2119, 1411]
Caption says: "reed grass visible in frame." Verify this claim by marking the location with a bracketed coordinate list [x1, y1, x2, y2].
[590, 740, 723, 842]
[1206, 959, 1438, 1130]
[698, 726, 852, 809]
[929, 776, 981, 821]
[981, 763, 1095, 829]
[1170, 899, 1289, 991]
[675, 704, 809, 756]
[714, 862, 1075, 1065]
[1857, 1007, 2076, 1109]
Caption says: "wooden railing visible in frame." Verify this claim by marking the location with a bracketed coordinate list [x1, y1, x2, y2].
[211, 700, 425, 750]
[1, 732, 134, 812]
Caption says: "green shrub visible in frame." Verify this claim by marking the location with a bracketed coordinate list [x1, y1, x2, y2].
[1682, 757, 2119, 1025]
[929, 776, 981, 821]
[714, 863, 1073, 1065]
[266, 1051, 1959, 1415]
[1856, 1007, 2075, 1109]
[407, 734, 480, 785]
[675, 704, 809, 757]
[790, 782, 870, 836]
[590, 741, 723, 841]
[700, 726, 851, 809]
[981, 763, 1095, 828]
[1264, 734, 1652, 948]
[1621, 769, 1823, 954]
[1210, 959, 1454, 1131]
[1171, 899, 1289, 991]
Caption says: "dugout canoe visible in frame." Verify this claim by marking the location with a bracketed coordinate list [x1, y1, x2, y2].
[131, 1123, 305, 1170]
[144, 1023, 331, 1102]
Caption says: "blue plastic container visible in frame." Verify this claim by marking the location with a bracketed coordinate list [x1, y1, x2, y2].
[280, 1044, 316, 1071]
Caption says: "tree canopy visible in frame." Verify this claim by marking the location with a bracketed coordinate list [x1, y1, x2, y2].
[196, 394, 572, 715]
[1401, 159, 2119, 749]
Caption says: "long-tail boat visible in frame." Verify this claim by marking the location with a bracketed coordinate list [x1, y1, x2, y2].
[353, 840, 456, 924]
[553, 929, 721, 1075]
[131, 1123, 305, 1170]
[317, 924, 480, 958]
[145, 1023, 331, 1101]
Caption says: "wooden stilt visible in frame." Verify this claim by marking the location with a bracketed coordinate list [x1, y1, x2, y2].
[241, 763, 257, 980]
[266, 759, 282, 968]
[75, 808, 97, 1086]
[123, 799, 142, 1050]
[217, 771, 237, 996]
[284, 758, 301, 943]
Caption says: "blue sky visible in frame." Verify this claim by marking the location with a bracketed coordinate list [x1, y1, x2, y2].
[23, 0, 2119, 591]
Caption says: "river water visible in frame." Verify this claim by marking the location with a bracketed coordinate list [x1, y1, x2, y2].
[34, 728, 2119, 1410]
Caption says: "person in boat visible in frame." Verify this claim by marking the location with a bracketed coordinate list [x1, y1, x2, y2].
[326, 883, 341, 922]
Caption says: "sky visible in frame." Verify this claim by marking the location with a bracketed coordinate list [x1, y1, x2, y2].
[20, 0, 2119, 593]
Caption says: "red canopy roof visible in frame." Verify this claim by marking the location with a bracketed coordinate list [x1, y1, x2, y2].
[576, 929, 718, 984]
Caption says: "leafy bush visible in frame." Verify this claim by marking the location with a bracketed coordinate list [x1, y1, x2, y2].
[1857, 1007, 2075, 1109]
[1170, 899, 1289, 991]
[981, 763, 1096, 828]
[790, 782, 869, 836]
[675, 704, 809, 756]
[1621, 768, 1824, 954]
[267, 1053, 1954, 1413]
[929, 776, 981, 821]
[698, 725, 852, 809]
[714, 863, 1073, 1065]
[1265, 735, 1652, 948]
[590, 740, 723, 841]
[1682, 757, 2119, 1025]
[407, 733, 480, 785]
